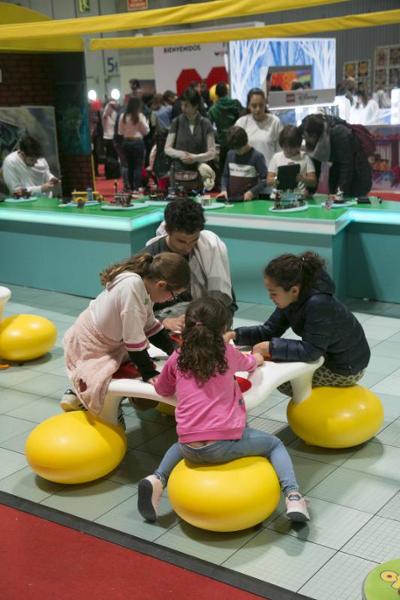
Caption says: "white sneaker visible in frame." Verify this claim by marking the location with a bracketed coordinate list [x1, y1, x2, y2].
[137, 475, 164, 522]
[285, 493, 310, 522]
[60, 389, 85, 412]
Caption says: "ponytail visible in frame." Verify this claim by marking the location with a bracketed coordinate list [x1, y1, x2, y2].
[264, 251, 325, 292]
[100, 251, 190, 290]
[178, 297, 230, 384]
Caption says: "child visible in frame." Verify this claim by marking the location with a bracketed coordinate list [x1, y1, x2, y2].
[228, 252, 370, 396]
[218, 126, 267, 201]
[137, 296, 309, 523]
[61, 252, 190, 416]
[267, 125, 317, 190]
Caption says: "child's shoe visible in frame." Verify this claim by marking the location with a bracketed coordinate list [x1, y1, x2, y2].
[137, 475, 164, 522]
[285, 492, 310, 522]
[60, 389, 86, 412]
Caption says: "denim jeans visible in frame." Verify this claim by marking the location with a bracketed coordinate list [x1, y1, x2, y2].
[154, 426, 299, 496]
[122, 139, 145, 190]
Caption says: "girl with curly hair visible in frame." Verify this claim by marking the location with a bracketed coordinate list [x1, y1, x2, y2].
[138, 295, 309, 524]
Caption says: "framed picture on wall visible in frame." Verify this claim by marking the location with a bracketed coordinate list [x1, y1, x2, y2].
[374, 45, 400, 92]
[343, 59, 371, 92]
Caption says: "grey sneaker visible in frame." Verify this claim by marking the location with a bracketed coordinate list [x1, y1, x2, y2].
[60, 389, 86, 412]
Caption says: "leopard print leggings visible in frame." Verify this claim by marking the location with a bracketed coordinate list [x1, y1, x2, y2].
[278, 364, 365, 397]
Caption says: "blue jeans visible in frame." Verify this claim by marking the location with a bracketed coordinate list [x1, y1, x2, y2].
[154, 426, 299, 496]
[122, 139, 145, 191]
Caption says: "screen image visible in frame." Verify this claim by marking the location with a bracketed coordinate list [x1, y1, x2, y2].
[269, 66, 312, 91]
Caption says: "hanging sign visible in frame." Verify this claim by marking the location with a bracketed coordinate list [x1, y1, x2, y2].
[127, 0, 148, 10]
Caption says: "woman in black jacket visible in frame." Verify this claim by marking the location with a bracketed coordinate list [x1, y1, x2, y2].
[299, 114, 372, 197]
[229, 252, 370, 395]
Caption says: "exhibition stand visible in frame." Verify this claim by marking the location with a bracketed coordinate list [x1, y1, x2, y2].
[1, 196, 400, 305]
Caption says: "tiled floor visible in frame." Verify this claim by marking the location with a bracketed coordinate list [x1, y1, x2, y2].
[1, 286, 400, 599]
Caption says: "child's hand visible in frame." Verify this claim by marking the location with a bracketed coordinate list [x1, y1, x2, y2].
[217, 190, 228, 200]
[252, 341, 271, 359]
[163, 315, 185, 333]
[253, 352, 264, 367]
[147, 375, 158, 386]
[223, 330, 236, 343]
[243, 190, 254, 201]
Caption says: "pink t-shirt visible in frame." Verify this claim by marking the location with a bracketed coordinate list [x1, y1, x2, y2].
[154, 344, 257, 443]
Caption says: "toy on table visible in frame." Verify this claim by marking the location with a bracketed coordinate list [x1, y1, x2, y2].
[12, 188, 31, 199]
[112, 192, 133, 207]
[269, 164, 308, 212]
[71, 189, 104, 207]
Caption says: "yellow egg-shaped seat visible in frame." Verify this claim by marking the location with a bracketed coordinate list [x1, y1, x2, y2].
[0, 314, 57, 361]
[25, 411, 127, 484]
[168, 456, 280, 532]
[287, 385, 384, 449]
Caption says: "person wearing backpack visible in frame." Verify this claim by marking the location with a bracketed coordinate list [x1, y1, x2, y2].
[299, 113, 372, 197]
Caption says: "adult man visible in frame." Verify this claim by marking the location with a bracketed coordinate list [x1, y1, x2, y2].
[208, 82, 243, 174]
[2, 135, 59, 197]
[144, 198, 237, 332]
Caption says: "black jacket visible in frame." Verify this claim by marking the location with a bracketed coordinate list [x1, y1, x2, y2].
[235, 271, 370, 375]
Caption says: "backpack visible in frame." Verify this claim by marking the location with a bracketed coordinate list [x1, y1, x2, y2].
[348, 124, 376, 157]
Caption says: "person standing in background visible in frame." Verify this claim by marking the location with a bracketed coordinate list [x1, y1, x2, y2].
[235, 88, 282, 169]
[118, 97, 149, 191]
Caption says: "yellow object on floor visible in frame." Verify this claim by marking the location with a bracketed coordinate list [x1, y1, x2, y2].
[287, 385, 384, 449]
[168, 456, 280, 532]
[25, 411, 127, 484]
[0, 314, 57, 361]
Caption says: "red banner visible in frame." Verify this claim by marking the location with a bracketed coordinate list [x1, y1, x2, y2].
[127, 0, 148, 10]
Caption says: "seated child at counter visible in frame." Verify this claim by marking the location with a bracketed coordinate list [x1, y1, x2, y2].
[217, 126, 267, 202]
[137, 295, 310, 523]
[226, 251, 370, 396]
[267, 125, 317, 191]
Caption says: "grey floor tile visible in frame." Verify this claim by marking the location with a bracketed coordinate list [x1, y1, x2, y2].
[0, 388, 39, 414]
[223, 529, 335, 591]
[0, 448, 27, 479]
[378, 490, 400, 522]
[248, 417, 297, 445]
[135, 427, 179, 458]
[40, 478, 136, 521]
[0, 368, 43, 388]
[360, 371, 387, 388]
[342, 515, 400, 562]
[0, 426, 36, 454]
[156, 520, 260, 564]
[308, 467, 400, 514]
[124, 414, 174, 450]
[371, 340, 400, 359]
[368, 355, 400, 376]
[107, 449, 164, 486]
[341, 440, 400, 483]
[6, 396, 61, 423]
[288, 455, 337, 494]
[299, 552, 377, 600]
[376, 392, 400, 420]
[262, 400, 288, 423]
[96, 494, 179, 540]
[376, 417, 400, 448]
[236, 304, 274, 322]
[12, 373, 68, 397]
[270, 497, 371, 550]
[288, 439, 357, 467]
[371, 372, 400, 396]
[0, 466, 65, 502]
[0, 414, 37, 443]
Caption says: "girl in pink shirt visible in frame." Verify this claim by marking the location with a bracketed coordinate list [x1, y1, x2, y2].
[138, 296, 309, 524]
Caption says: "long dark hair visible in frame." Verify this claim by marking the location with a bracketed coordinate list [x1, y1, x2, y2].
[264, 252, 325, 292]
[178, 296, 230, 385]
[100, 252, 190, 291]
[123, 96, 142, 124]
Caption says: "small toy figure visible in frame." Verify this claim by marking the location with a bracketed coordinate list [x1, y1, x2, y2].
[13, 188, 31, 199]
[114, 192, 132, 207]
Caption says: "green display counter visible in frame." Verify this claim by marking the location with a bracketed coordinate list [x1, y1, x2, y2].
[1, 195, 400, 303]
[0, 198, 163, 297]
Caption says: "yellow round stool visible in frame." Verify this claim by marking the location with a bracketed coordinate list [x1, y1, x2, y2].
[168, 456, 280, 532]
[0, 314, 57, 361]
[25, 411, 127, 484]
[287, 385, 384, 449]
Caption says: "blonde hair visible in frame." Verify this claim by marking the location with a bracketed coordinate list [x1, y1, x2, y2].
[100, 252, 190, 290]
